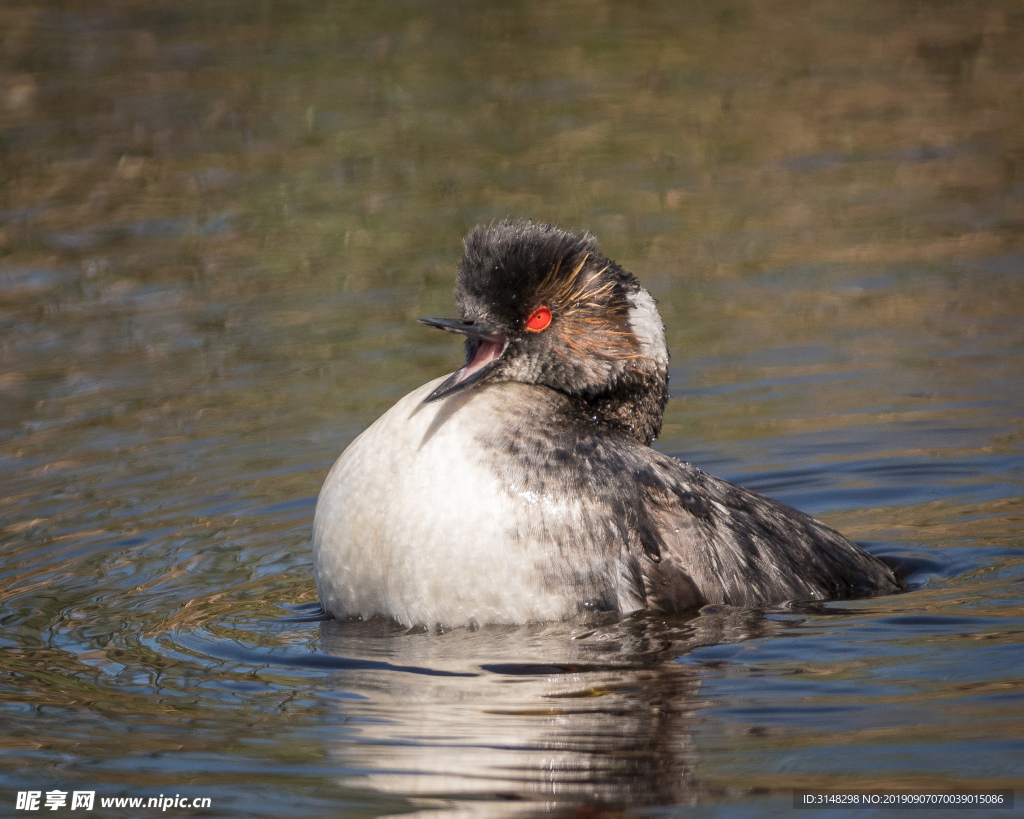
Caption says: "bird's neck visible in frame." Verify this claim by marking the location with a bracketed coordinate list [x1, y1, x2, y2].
[581, 361, 669, 446]
[596, 286, 669, 445]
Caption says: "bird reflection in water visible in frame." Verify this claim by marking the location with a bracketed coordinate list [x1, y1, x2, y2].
[318, 608, 798, 813]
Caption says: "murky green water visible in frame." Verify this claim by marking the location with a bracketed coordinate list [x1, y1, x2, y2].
[2, 1, 1023, 816]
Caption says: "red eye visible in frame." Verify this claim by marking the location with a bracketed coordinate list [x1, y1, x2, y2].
[525, 306, 552, 332]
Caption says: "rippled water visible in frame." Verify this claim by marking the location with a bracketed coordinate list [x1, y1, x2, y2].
[2, 1, 1023, 816]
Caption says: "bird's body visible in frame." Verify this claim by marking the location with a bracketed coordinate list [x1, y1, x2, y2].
[313, 221, 901, 627]
[315, 378, 636, 626]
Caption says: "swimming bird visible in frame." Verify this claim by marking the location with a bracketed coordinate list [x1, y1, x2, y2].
[313, 220, 901, 627]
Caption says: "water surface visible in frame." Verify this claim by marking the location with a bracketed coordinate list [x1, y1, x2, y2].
[2, 1, 1023, 816]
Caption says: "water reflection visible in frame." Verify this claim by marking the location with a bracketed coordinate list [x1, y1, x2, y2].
[2, 0, 1024, 814]
[318, 612, 790, 810]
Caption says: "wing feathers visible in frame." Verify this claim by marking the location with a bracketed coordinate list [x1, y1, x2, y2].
[636, 452, 901, 609]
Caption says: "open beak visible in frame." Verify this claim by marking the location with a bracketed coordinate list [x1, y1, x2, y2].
[419, 317, 507, 402]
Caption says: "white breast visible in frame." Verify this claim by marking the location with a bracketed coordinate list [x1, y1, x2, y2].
[313, 377, 635, 627]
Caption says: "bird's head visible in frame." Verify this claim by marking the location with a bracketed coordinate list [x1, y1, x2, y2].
[420, 220, 669, 444]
